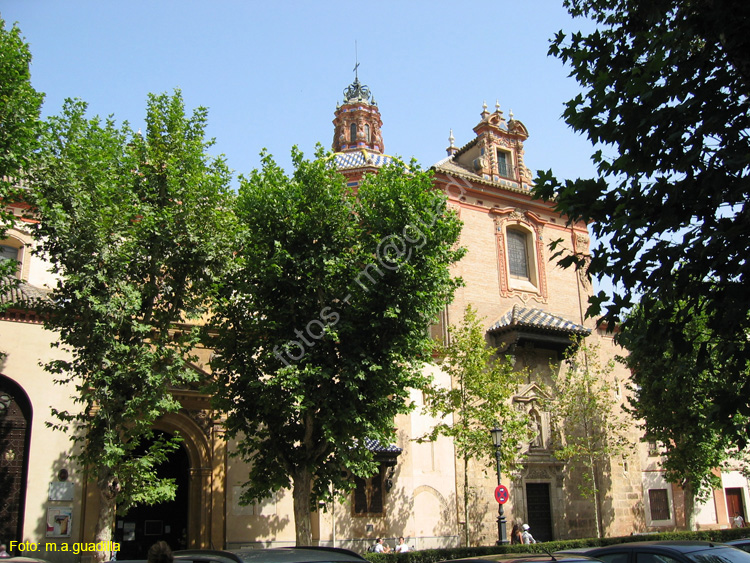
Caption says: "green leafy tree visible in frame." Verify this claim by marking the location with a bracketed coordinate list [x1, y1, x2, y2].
[31, 91, 234, 561]
[420, 305, 532, 547]
[533, 0, 750, 446]
[208, 148, 464, 545]
[620, 296, 735, 530]
[544, 339, 631, 538]
[0, 16, 44, 287]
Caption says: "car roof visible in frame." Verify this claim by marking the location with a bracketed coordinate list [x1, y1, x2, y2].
[445, 555, 604, 563]
[586, 541, 729, 554]
[175, 547, 367, 563]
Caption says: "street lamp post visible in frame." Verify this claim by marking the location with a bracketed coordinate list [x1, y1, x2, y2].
[490, 426, 508, 545]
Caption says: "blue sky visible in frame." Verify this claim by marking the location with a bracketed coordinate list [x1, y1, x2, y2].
[1, 1, 597, 182]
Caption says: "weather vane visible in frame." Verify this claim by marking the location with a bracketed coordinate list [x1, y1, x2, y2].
[353, 40, 359, 81]
[343, 40, 371, 103]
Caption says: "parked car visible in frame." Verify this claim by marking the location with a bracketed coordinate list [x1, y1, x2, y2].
[443, 554, 605, 563]
[726, 539, 750, 554]
[173, 547, 367, 563]
[110, 546, 367, 563]
[558, 540, 750, 563]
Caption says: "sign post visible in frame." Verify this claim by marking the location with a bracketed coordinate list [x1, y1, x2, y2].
[494, 484, 509, 505]
[491, 426, 508, 545]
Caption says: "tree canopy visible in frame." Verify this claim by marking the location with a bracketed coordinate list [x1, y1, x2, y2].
[544, 339, 631, 538]
[620, 297, 735, 530]
[208, 148, 464, 545]
[420, 305, 531, 546]
[533, 0, 750, 446]
[0, 16, 44, 283]
[32, 91, 234, 560]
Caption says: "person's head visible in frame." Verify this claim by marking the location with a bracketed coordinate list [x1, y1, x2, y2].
[376, 538, 382, 544]
[0, 545, 6, 552]
[522, 524, 530, 531]
[398, 537, 405, 544]
[511, 524, 520, 533]
[147, 541, 173, 563]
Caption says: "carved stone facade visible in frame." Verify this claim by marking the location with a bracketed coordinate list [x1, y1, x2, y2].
[429, 101, 721, 544]
[491, 207, 549, 303]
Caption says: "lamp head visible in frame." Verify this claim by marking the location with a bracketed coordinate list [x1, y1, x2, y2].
[490, 426, 503, 447]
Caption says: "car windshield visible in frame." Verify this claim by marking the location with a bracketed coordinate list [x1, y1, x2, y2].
[687, 547, 750, 563]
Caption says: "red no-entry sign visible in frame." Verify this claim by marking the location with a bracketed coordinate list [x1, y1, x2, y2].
[494, 484, 509, 504]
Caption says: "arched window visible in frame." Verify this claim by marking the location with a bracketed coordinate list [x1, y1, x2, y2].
[350, 123, 357, 144]
[365, 124, 371, 143]
[507, 230, 529, 280]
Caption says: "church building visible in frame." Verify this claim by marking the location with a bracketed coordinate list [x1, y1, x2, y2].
[1, 75, 748, 561]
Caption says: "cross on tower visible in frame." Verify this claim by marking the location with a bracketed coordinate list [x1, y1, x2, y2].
[353, 41, 359, 80]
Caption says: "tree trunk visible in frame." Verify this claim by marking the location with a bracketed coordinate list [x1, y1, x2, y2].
[463, 455, 470, 547]
[590, 459, 603, 539]
[292, 469, 313, 546]
[684, 480, 696, 531]
[94, 469, 120, 563]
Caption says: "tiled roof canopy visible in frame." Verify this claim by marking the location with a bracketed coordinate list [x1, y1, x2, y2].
[488, 305, 590, 352]
[1, 278, 50, 323]
[489, 306, 590, 336]
[1, 277, 50, 309]
[332, 149, 395, 170]
[364, 438, 402, 454]
[365, 437, 402, 467]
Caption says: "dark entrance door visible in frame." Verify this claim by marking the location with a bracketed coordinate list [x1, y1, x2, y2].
[115, 434, 190, 559]
[526, 482, 553, 542]
[0, 377, 32, 551]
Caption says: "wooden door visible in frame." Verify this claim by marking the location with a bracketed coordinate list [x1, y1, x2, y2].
[0, 378, 32, 548]
[726, 488, 746, 526]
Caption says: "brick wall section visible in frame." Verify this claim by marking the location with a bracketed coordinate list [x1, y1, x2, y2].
[432, 168, 646, 541]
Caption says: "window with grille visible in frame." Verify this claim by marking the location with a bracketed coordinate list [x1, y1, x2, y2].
[353, 467, 384, 515]
[648, 441, 661, 456]
[350, 123, 357, 144]
[0, 242, 21, 278]
[497, 150, 509, 176]
[507, 230, 530, 279]
[648, 488, 671, 520]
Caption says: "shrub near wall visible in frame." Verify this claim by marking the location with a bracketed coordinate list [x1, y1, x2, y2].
[363, 529, 750, 563]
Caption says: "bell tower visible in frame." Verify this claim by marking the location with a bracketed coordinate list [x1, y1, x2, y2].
[332, 72, 384, 154]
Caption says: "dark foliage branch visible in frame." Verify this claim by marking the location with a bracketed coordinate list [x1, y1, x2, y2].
[533, 0, 750, 446]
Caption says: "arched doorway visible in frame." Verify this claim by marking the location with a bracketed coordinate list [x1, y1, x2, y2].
[114, 433, 190, 559]
[82, 406, 223, 554]
[0, 376, 32, 548]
